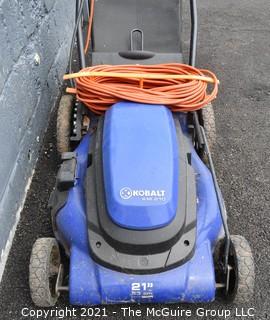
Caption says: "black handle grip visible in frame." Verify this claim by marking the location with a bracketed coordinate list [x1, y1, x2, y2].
[118, 50, 155, 60]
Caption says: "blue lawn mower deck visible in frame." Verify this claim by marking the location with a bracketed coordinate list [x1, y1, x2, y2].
[29, 0, 255, 307]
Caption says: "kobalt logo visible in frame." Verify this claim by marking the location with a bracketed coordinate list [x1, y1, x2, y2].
[120, 187, 133, 200]
[120, 187, 166, 200]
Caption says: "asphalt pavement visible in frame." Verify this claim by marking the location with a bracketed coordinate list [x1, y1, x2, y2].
[0, 0, 269, 319]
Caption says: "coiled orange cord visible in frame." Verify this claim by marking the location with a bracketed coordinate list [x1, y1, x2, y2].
[65, 0, 219, 114]
[64, 64, 219, 114]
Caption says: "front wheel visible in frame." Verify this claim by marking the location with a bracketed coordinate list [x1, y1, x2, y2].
[215, 235, 255, 303]
[29, 238, 62, 307]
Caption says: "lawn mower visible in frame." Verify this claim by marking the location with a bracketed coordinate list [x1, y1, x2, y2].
[29, 0, 255, 306]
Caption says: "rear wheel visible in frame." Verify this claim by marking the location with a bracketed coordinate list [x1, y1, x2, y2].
[57, 95, 73, 154]
[202, 103, 216, 151]
[29, 238, 62, 307]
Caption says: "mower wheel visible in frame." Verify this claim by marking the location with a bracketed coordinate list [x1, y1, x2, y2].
[216, 235, 255, 304]
[202, 103, 216, 151]
[29, 238, 62, 307]
[57, 94, 73, 154]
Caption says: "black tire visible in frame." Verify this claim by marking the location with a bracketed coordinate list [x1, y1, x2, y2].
[57, 95, 73, 154]
[216, 235, 255, 304]
[202, 103, 216, 151]
[29, 238, 61, 307]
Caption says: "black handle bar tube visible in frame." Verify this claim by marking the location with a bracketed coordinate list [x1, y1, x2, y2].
[189, 0, 198, 67]
[189, 0, 231, 276]
[77, 0, 86, 69]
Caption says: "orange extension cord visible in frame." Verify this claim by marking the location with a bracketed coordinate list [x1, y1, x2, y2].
[64, 1, 219, 115]
[83, 0, 95, 54]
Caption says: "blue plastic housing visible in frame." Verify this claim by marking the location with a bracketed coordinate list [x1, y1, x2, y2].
[56, 105, 223, 305]
[102, 103, 179, 230]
